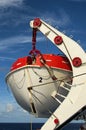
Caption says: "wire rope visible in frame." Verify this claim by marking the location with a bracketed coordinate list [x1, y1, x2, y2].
[30, 90, 58, 119]
[12, 70, 26, 89]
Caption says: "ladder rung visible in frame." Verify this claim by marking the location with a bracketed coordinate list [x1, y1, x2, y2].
[60, 82, 71, 91]
[57, 93, 66, 98]
[51, 91, 65, 103]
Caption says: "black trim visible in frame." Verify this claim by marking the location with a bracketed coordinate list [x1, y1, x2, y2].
[27, 87, 37, 114]
[55, 106, 86, 130]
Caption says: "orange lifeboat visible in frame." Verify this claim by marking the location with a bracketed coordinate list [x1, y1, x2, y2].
[6, 54, 72, 117]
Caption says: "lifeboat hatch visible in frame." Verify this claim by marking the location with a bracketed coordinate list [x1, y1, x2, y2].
[30, 102, 36, 114]
[27, 87, 37, 114]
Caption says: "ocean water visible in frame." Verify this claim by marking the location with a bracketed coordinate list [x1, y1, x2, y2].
[0, 123, 82, 130]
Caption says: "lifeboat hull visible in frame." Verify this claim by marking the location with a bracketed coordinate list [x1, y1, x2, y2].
[6, 54, 72, 118]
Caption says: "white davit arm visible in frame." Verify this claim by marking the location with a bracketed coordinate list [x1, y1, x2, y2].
[30, 18, 86, 130]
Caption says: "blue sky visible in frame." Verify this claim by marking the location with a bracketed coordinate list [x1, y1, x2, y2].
[0, 0, 86, 123]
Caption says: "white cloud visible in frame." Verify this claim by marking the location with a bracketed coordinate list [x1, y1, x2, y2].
[41, 9, 71, 28]
[0, 0, 34, 27]
[0, 35, 45, 51]
[0, 0, 24, 7]
[0, 35, 31, 50]
[6, 103, 14, 112]
[0, 56, 16, 61]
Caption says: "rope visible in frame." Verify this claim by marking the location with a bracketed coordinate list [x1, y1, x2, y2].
[27, 80, 59, 89]
[30, 114, 33, 130]
[12, 70, 26, 89]
[41, 21, 73, 62]
[12, 67, 86, 91]
[30, 89, 58, 119]
[62, 41, 72, 61]
[39, 55, 57, 80]
[32, 67, 51, 80]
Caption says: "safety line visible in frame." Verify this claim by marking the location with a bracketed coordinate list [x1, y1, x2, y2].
[40, 21, 73, 62]
[31, 89, 58, 119]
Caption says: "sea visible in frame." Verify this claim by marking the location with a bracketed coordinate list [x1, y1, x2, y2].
[0, 123, 83, 130]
